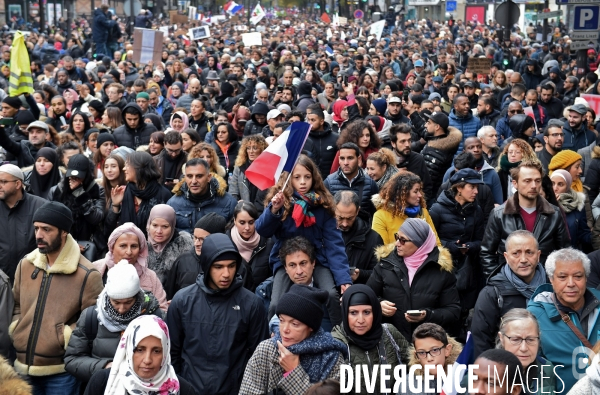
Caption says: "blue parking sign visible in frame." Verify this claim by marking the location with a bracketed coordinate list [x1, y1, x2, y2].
[574, 5, 600, 30]
[446, 0, 456, 12]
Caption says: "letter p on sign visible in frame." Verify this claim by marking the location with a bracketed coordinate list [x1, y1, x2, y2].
[574, 5, 600, 30]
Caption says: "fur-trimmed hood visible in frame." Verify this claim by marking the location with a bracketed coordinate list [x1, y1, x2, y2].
[374, 243, 454, 273]
[172, 175, 227, 198]
[426, 126, 462, 151]
[0, 357, 32, 395]
[407, 336, 463, 376]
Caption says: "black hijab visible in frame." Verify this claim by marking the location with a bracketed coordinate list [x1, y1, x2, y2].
[341, 284, 383, 351]
[30, 147, 62, 198]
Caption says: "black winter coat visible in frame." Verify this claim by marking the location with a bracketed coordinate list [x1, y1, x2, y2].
[189, 114, 212, 141]
[342, 215, 383, 284]
[211, 140, 240, 178]
[64, 293, 162, 382]
[429, 190, 485, 262]
[421, 127, 462, 197]
[539, 97, 565, 121]
[480, 194, 570, 278]
[437, 175, 495, 225]
[226, 229, 274, 291]
[0, 192, 47, 282]
[92, 8, 114, 43]
[307, 123, 340, 178]
[324, 168, 379, 215]
[587, 249, 600, 289]
[166, 235, 268, 395]
[397, 151, 434, 208]
[112, 103, 158, 149]
[0, 126, 56, 168]
[367, 245, 461, 340]
[49, 180, 105, 244]
[471, 265, 531, 358]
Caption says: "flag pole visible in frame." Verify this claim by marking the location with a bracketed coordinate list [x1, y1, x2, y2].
[280, 124, 312, 192]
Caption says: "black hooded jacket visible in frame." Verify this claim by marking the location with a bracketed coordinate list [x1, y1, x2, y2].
[502, 113, 535, 148]
[294, 81, 316, 113]
[243, 102, 269, 136]
[112, 103, 158, 149]
[307, 122, 339, 177]
[471, 265, 532, 358]
[166, 234, 268, 395]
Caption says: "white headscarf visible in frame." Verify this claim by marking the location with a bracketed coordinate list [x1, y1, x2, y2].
[104, 315, 180, 395]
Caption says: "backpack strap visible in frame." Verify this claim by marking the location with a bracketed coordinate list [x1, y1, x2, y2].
[85, 305, 99, 350]
[493, 285, 504, 310]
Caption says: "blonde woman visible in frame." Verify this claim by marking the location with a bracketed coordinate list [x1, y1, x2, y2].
[495, 139, 539, 201]
[229, 135, 268, 202]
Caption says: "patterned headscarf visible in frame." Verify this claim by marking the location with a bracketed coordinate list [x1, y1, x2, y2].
[105, 315, 180, 395]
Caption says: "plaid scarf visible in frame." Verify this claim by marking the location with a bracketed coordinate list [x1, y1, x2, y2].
[292, 191, 321, 228]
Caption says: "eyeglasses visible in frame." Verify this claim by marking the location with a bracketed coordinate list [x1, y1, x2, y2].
[246, 146, 261, 152]
[507, 150, 522, 156]
[193, 236, 205, 243]
[0, 179, 18, 186]
[502, 334, 539, 346]
[415, 346, 445, 359]
[509, 110, 524, 114]
[394, 234, 413, 245]
[549, 133, 564, 138]
[166, 148, 182, 155]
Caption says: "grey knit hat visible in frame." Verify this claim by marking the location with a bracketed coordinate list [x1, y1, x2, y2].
[399, 218, 431, 248]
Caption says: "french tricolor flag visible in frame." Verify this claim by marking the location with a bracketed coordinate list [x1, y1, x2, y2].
[441, 332, 474, 395]
[245, 122, 311, 191]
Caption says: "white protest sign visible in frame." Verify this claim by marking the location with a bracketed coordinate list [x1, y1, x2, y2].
[159, 26, 169, 37]
[188, 26, 211, 40]
[242, 32, 262, 47]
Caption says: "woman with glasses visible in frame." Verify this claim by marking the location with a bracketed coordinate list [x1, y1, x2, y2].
[400, 323, 462, 395]
[229, 135, 268, 202]
[372, 172, 441, 245]
[332, 284, 410, 394]
[496, 139, 538, 202]
[497, 309, 555, 394]
[367, 218, 460, 340]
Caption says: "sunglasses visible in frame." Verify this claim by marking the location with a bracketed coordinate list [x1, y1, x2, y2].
[394, 234, 413, 245]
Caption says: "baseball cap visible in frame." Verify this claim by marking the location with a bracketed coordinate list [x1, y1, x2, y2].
[432, 76, 443, 83]
[463, 81, 476, 88]
[267, 109, 283, 121]
[388, 96, 402, 104]
[424, 111, 449, 130]
[450, 168, 484, 185]
[414, 59, 424, 67]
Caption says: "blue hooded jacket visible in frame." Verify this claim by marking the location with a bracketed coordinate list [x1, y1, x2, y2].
[448, 109, 481, 154]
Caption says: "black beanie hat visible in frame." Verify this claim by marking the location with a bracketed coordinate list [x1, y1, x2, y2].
[96, 132, 116, 148]
[183, 57, 196, 67]
[276, 284, 329, 332]
[3, 96, 22, 109]
[194, 212, 227, 234]
[16, 110, 36, 125]
[33, 201, 73, 232]
[220, 82, 234, 97]
[88, 100, 106, 115]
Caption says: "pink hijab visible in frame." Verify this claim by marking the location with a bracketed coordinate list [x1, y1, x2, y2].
[401, 219, 437, 286]
[170, 111, 189, 132]
[105, 222, 148, 277]
[146, 204, 177, 253]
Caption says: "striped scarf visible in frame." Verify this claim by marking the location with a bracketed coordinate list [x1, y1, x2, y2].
[292, 191, 321, 228]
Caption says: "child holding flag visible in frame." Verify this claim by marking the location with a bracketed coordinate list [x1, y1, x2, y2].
[255, 154, 352, 328]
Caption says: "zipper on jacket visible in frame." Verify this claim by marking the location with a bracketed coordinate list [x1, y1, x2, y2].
[26, 271, 53, 366]
[365, 350, 372, 369]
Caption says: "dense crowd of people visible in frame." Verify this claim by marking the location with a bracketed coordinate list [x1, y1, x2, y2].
[0, 5, 600, 395]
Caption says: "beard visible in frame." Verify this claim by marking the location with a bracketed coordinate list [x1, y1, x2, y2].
[37, 235, 62, 254]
